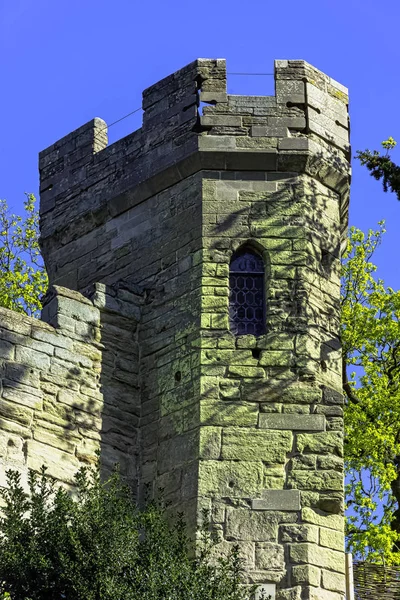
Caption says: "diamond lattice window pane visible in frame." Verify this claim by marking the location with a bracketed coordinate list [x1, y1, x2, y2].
[229, 250, 265, 336]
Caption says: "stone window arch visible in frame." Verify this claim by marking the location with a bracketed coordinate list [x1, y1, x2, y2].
[229, 247, 265, 336]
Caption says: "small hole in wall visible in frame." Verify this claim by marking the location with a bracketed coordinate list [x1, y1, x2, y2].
[228, 480, 235, 489]
[321, 248, 332, 273]
[7, 439, 15, 447]
[252, 348, 262, 360]
[286, 101, 305, 108]
[175, 371, 181, 382]
[320, 360, 328, 372]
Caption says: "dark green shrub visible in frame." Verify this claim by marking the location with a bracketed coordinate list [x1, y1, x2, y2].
[0, 465, 259, 600]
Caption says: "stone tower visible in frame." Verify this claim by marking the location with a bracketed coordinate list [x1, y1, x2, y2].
[0, 59, 350, 599]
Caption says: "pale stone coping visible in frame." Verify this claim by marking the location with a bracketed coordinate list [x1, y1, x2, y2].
[252, 490, 301, 511]
[258, 413, 326, 431]
[0, 305, 55, 334]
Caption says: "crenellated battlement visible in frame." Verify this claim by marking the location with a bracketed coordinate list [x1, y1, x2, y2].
[39, 59, 350, 294]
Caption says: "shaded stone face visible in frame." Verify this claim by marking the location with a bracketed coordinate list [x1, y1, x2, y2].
[0, 58, 350, 598]
[0, 283, 143, 489]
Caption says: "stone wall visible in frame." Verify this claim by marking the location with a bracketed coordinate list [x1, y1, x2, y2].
[0, 58, 350, 599]
[0, 283, 142, 490]
[197, 171, 345, 598]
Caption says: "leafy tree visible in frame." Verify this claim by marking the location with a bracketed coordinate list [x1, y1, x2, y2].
[357, 137, 400, 200]
[0, 465, 261, 600]
[0, 194, 47, 317]
[342, 222, 400, 563]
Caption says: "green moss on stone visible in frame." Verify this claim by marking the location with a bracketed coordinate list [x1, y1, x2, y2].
[198, 460, 263, 497]
[222, 428, 292, 462]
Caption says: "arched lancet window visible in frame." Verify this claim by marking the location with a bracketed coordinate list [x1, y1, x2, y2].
[229, 248, 265, 336]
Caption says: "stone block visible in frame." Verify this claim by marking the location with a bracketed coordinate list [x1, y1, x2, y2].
[291, 564, 320, 587]
[219, 379, 241, 400]
[290, 455, 316, 470]
[251, 125, 288, 138]
[255, 542, 284, 570]
[227, 365, 266, 378]
[198, 460, 263, 497]
[27, 439, 80, 483]
[0, 417, 30, 437]
[319, 528, 344, 551]
[297, 432, 343, 457]
[200, 91, 228, 103]
[279, 138, 309, 151]
[0, 430, 27, 464]
[287, 470, 343, 492]
[201, 401, 258, 427]
[158, 431, 199, 474]
[0, 338, 16, 359]
[272, 387, 323, 405]
[0, 398, 33, 425]
[201, 115, 242, 127]
[2, 385, 43, 410]
[76, 438, 100, 463]
[58, 296, 100, 325]
[199, 427, 221, 459]
[15, 345, 50, 370]
[317, 455, 343, 471]
[225, 508, 278, 541]
[212, 540, 255, 570]
[58, 390, 102, 417]
[276, 79, 305, 101]
[268, 116, 306, 130]
[199, 136, 237, 150]
[33, 429, 77, 454]
[304, 587, 343, 600]
[221, 429, 292, 462]
[283, 404, 310, 414]
[252, 490, 300, 511]
[289, 543, 345, 573]
[211, 500, 226, 523]
[322, 387, 344, 405]
[259, 414, 325, 431]
[275, 586, 302, 600]
[321, 569, 345, 593]
[5, 363, 40, 388]
[0, 308, 31, 335]
[259, 351, 293, 367]
[301, 508, 344, 532]
[280, 524, 318, 544]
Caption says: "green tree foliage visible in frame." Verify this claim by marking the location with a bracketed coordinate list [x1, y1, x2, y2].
[357, 137, 400, 200]
[0, 465, 260, 600]
[342, 223, 400, 563]
[0, 194, 47, 317]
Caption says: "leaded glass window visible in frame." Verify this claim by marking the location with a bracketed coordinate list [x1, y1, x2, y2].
[229, 249, 265, 336]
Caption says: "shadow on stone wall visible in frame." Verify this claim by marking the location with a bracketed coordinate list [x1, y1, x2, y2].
[0, 282, 143, 498]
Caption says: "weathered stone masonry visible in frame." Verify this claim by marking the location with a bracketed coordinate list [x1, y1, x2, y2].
[0, 59, 350, 599]
[0, 283, 142, 488]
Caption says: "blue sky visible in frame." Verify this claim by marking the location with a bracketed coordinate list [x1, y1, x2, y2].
[1, 0, 399, 286]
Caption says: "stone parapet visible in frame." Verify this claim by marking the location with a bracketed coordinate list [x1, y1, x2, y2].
[0, 283, 142, 489]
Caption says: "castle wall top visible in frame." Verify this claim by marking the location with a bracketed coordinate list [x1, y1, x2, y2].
[38, 59, 350, 286]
